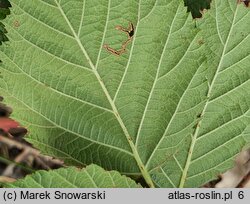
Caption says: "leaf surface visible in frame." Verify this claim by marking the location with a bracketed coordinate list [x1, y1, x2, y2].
[4, 164, 141, 188]
[0, 0, 250, 187]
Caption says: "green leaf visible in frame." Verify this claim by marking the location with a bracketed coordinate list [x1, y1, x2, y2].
[0, 0, 250, 188]
[0, 0, 11, 20]
[0, 0, 11, 44]
[4, 164, 141, 188]
[184, 0, 211, 18]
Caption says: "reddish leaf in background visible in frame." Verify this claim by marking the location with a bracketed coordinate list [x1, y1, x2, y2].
[0, 117, 20, 133]
[0, 97, 27, 137]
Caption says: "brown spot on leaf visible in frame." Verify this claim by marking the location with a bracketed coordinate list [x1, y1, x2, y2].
[13, 20, 20, 28]
[238, 0, 250, 7]
[197, 39, 205, 45]
[104, 22, 134, 56]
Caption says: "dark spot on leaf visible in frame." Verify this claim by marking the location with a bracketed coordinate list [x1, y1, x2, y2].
[197, 113, 202, 118]
[128, 29, 134, 38]
[238, 0, 250, 7]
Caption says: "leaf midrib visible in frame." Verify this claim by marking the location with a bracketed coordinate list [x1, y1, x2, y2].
[54, 0, 155, 187]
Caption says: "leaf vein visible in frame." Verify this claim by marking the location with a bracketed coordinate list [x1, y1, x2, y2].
[179, 5, 239, 188]
[135, 2, 180, 148]
[11, 1, 74, 39]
